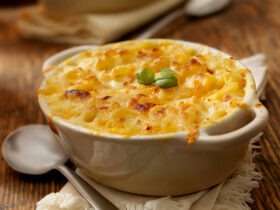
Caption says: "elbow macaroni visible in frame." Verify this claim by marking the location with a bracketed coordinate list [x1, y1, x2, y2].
[39, 39, 249, 138]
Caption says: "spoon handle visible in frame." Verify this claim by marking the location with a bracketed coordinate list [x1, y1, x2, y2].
[135, 7, 184, 40]
[56, 164, 118, 210]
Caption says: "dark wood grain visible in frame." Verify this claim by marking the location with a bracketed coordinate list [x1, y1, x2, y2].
[0, 0, 280, 209]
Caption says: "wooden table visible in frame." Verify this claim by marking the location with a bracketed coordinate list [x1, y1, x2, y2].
[0, 0, 279, 209]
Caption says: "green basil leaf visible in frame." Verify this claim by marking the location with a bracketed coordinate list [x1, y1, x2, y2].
[154, 73, 178, 88]
[155, 73, 177, 80]
[136, 68, 155, 85]
[153, 79, 178, 88]
[161, 68, 176, 74]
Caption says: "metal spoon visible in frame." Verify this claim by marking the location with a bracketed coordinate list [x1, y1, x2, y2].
[2, 124, 118, 210]
[135, 0, 231, 40]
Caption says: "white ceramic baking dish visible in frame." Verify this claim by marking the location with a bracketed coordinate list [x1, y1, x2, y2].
[39, 40, 268, 196]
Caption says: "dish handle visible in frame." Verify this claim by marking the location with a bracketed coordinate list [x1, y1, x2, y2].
[197, 103, 268, 148]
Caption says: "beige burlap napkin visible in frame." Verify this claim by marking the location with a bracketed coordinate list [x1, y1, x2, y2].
[36, 54, 267, 210]
[17, 0, 183, 45]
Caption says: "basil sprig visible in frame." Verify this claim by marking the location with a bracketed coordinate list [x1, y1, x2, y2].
[136, 67, 178, 88]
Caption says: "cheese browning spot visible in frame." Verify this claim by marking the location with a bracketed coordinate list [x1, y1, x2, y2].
[254, 103, 263, 108]
[153, 107, 168, 117]
[154, 86, 160, 93]
[237, 103, 247, 109]
[190, 58, 199, 65]
[100, 96, 111, 101]
[133, 103, 156, 112]
[206, 68, 214, 74]
[48, 117, 59, 136]
[64, 90, 90, 99]
[186, 126, 200, 146]
[136, 94, 148, 98]
[146, 125, 152, 130]
[223, 94, 231, 102]
[117, 49, 128, 55]
[99, 106, 109, 110]
[152, 47, 159, 52]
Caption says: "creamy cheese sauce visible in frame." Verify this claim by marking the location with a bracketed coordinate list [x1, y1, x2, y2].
[39, 40, 249, 140]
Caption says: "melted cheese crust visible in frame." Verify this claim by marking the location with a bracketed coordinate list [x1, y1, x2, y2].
[39, 40, 249, 137]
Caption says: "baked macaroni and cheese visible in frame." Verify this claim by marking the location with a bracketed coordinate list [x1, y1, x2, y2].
[38, 39, 250, 144]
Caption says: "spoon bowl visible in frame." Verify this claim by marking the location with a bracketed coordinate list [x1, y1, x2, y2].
[2, 124, 118, 209]
[136, 0, 231, 40]
[2, 125, 67, 175]
[185, 0, 231, 17]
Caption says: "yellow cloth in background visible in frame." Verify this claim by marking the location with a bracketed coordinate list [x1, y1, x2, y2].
[17, 0, 183, 44]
